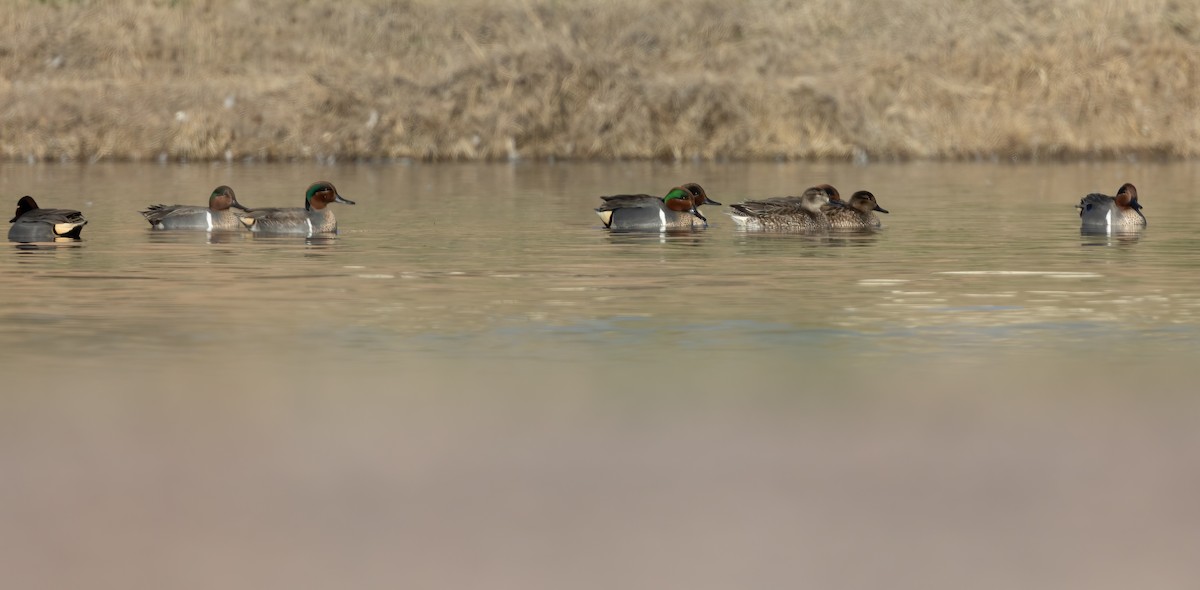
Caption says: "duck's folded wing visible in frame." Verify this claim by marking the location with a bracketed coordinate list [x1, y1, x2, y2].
[596, 194, 661, 212]
[730, 197, 806, 217]
[21, 208, 87, 228]
[140, 204, 202, 223]
[819, 200, 851, 214]
[237, 207, 309, 230]
[16, 208, 87, 237]
[1077, 193, 1113, 210]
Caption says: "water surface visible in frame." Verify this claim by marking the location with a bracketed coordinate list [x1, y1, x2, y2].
[3, 161, 1200, 589]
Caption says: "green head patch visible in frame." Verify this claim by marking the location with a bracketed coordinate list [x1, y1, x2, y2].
[306, 183, 328, 203]
[662, 187, 690, 203]
[305, 182, 333, 211]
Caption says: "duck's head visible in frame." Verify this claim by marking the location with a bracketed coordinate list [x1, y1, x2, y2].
[813, 184, 842, 204]
[1115, 183, 1142, 211]
[663, 185, 708, 222]
[800, 187, 831, 213]
[208, 186, 248, 212]
[11, 196, 39, 222]
[848, 190, 888, 214]
[679, 183, 722, 208]
[306, 181, 356, 211]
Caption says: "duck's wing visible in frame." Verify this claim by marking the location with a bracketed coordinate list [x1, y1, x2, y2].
[237, 207, 311, 230]
[15, 208, 87, 237]
[729, 196, 808, 217]
[1077, 193, 1120, 227]
[1077, 193, 1114, 214]
[23, 208, 86, 226]
[819, 202, 846, 214]
[140, 204, 204, 224]
[1078, 193, 1114, 206]
[595, 194, 663, 212]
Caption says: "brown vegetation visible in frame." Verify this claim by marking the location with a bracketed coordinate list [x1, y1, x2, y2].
[1, 0, 1198, 162]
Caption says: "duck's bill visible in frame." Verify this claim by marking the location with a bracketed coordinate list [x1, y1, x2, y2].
[874, 205, 890, 213]
[704, 198, 723, 206]
[691, 209, 708, 223]
[230, 202, 250, 211]
[336, 195, 356, 205]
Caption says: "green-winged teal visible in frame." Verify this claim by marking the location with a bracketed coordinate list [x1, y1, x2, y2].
[728, 185, 832, 231]
[238, 181, 355, 236]
[8, 196, 87, 242]
[826, 190, 889, 229]
[1077, 182, 1145, 229]
[140, 185, 249, 231]
[596, 183, 721, 230]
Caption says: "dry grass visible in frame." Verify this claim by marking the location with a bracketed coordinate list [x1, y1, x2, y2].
[1, 0, 1198, 162]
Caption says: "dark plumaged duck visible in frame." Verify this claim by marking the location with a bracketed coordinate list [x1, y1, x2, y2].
[8, 196, 87, 242]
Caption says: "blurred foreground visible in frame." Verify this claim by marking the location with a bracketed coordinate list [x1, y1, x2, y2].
[3, 354, 1200, 589]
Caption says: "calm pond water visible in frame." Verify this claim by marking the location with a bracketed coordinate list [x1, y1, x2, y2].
[4, 160, 1200, 589]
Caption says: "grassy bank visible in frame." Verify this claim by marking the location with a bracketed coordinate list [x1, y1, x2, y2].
[2, 0, 1198, 162]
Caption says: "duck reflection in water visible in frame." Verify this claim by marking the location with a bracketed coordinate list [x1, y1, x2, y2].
[1080, 227, 1142, 246]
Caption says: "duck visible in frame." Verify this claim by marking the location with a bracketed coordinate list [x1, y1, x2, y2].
[596, 183, 721, 230]
[8, 196, 87, 242]
[238, 181, 355, 236]
[140, 185, 250, 231]
[728, 185, 833, 231]
[1077, 182, 1146, 229]
[826, 190, 889, 229]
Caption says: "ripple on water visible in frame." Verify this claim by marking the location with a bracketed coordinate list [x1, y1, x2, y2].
[937, 270, 1104, 279]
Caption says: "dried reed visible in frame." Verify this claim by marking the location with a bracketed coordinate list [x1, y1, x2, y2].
[1, 0, 1197, 162]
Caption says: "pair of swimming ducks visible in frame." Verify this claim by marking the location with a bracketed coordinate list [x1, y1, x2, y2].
[7, 181, 354, 242]
[595, 182, 1147, 231]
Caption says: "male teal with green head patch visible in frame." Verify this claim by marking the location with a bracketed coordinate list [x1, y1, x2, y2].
[1077, 182, 1145, 231]
[595, 182, 721, 231]
[240, 181, 356, 237]
[140, 185, 251, 231]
